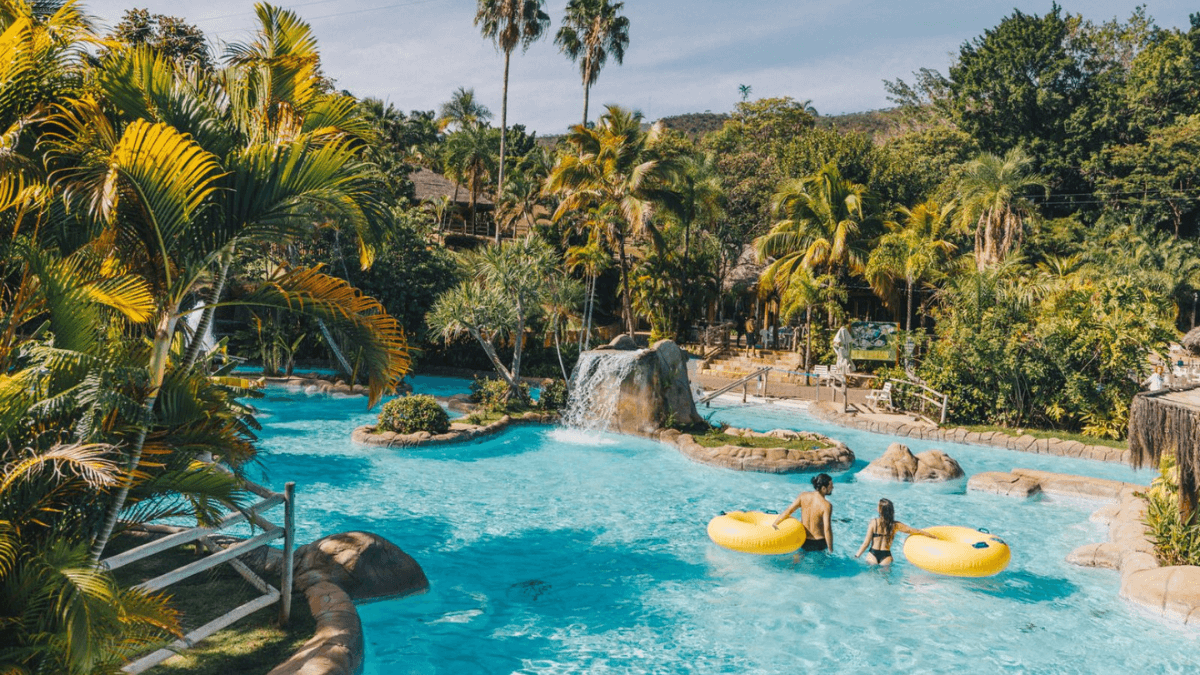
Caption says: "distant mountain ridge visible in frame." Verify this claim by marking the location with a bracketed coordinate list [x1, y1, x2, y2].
[537, 107, 906, 146]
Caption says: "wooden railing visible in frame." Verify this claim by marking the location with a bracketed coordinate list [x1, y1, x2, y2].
[103, 482, 296, 674]
[882, 378, 949, 425]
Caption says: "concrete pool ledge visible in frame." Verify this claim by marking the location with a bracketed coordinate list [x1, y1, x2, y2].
[971, 469, 1200, 627]
[808, 401, 1130, 464]
[1058, 485, 1200, 626]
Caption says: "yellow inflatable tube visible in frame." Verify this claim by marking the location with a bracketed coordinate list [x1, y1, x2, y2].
[707, 511, 806, 555]
[903, 526, 1011, 577]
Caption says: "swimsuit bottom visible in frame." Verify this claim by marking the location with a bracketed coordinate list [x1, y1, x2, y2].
[801, 538, 828, 552]
[869, 548, 892, 561]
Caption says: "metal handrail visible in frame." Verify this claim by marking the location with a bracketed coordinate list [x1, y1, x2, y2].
[698, 367, 772, 405]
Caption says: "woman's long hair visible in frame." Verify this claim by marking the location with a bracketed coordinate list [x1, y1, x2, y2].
[878, 498, 895, 537]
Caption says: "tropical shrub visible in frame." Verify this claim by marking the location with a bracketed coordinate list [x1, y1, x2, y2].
[378, 395, 450, 434]
[470, 377, 530, 412]
[1143, 456, 1200, 566]
[919, 267, 1174, 437]
[538, 379, 570, 410]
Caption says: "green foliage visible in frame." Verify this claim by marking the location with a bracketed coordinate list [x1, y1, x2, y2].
[538, 378, 570, 410]
[107, 8, 212, 70]
[1143, 456, 1200, 566]
[470, 377, 530, 412]
[378, 394, 450, 434]
[918, 264, 1175, 437]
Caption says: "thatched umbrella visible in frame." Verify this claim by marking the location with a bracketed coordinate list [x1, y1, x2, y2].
[1129, 387, 1200, 521]
[1182, 326, 1200, 355]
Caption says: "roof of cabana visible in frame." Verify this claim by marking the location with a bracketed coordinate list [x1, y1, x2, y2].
[1129, 386, 1200, 507]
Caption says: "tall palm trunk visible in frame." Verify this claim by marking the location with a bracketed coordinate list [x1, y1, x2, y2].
[318, 318, 355, 377]
[182, 250, 233, 370]
[804, 305, 813, 385]
[618, 235, 634, 336]
[582, 54, 592, 126]
[90, 309, 178, 563]
[497, 50, 511, 245]
[584, 274, 596, 350]
[554, 329, 569, 381]
[905, 273, 914, 333]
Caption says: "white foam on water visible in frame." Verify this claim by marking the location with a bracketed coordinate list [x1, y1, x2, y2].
[559, 350, 643, 432]
[547, 427, 618, 446]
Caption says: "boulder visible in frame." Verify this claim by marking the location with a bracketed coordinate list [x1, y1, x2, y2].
[598, 334, 639, 351]
[967, 471, 1042, 498]
[860, 443, 963, 482]
[912, 450, 964, 481]
[575, 339, 704, 435]
[292, 531, 429, 602]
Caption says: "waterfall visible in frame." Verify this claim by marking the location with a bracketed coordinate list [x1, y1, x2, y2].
[559, 350, 643, 432]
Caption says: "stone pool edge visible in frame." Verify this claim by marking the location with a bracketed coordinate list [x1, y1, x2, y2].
[808, 401, 1130, 464]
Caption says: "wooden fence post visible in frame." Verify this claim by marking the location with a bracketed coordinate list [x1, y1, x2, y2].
[280, 482, 296, 625]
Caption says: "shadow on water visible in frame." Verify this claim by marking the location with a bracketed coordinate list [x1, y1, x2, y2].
[964, 569, 1078, 604]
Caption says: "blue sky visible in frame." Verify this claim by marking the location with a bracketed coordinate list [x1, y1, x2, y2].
[86, 1, 1197, 134]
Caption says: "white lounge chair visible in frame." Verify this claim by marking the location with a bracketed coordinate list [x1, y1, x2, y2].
[865, 382, 894, 411]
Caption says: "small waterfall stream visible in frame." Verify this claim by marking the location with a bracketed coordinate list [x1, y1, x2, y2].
[559, 350, 643, 432]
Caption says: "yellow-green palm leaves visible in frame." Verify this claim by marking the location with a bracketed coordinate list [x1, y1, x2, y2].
[757, 163, 875, 288]
[955, 146, 1046, 270]
[548, 105, 678, 335]
[865, 199, 957, 331]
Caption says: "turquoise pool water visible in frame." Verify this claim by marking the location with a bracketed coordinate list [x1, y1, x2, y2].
[248, 386, 1199, 674]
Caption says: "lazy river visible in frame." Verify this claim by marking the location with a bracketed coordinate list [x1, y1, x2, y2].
[247, 380, 1199, 674]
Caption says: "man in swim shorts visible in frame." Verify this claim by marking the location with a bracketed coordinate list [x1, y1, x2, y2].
[771, 473, 835, 553]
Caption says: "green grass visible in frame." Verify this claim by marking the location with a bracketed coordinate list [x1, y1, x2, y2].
[960, 424, 1128, 450]
[106, 536, 315, 675]
[463, 409, 527, 425]
[692, 431, 831, 452]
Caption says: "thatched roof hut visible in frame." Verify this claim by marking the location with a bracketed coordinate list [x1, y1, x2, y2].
[1182, 326, 1200, 355]
[410, 168, 493, 207]
[1129, 387, 1200, 519]
[722, 245, 764, 294]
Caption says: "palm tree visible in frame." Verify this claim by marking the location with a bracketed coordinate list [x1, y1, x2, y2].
[547, 105, 679, 336]
[756, 163, 877, 290]
[739, 84, 752, 102]
[443, 124, 501, 234]
[555, 0, 630, 126]
[864, 200, 957, 332]
[955, 147, 1047, 270]
[0, 444, 182, 675]
[437, 86, 493, 132]
[540, 274, 584, 380]
[427, 237, 557, 398]
[661, 153, 725, 334]
[39, 5, 411, 562]
[475, 0, 549, 242]
[565, 231, 611, 350]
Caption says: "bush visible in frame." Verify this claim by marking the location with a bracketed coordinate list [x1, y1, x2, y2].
[377, 395, 449, 435]
[538, 379, 569, 410]
[470, 377, 529, 412]
[1144, 456, 1200, 566]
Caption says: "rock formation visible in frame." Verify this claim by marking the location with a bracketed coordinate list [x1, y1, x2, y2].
[860, 443, 964, 482]
[565, 338, 704, 435]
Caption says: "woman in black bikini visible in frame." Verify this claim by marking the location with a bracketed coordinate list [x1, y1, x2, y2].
[854, 498, 935, 565]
